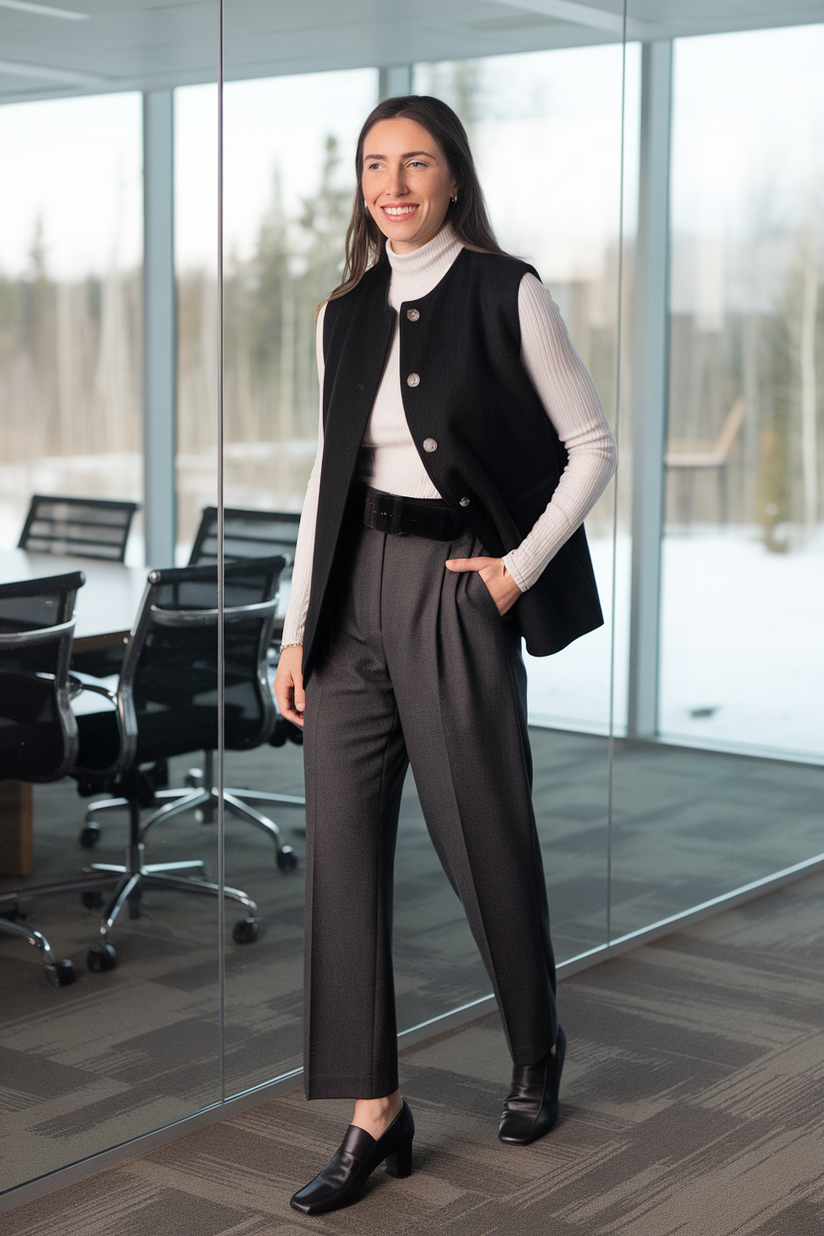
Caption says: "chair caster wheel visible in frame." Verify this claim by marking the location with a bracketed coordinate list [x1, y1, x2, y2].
[87, 943, 118, 972]
[79, 826, 100, 849]
[81, 890, 106, 910]
[45, 959, 76, 987]
[232, 918, 259, 944]
[277, 846, 298, 872]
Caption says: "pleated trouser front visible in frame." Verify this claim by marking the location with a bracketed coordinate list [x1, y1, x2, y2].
[302, 514, 558, 1099]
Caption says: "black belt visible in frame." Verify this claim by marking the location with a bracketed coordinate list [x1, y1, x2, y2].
[356, 485, 465, 541]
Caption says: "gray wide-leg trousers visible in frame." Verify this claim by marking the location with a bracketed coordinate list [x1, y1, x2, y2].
[302, 517, 558, 1100]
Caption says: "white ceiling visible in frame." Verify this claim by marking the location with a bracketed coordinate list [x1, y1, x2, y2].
[1, 0, 824, 104]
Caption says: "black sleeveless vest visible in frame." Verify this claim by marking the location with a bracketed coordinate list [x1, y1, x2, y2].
[302, 247, 604, 678]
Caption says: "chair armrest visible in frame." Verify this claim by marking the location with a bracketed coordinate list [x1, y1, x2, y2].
[68, 674, 117, 705]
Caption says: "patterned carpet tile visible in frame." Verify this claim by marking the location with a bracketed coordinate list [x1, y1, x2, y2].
[5, 872, 824, 1235]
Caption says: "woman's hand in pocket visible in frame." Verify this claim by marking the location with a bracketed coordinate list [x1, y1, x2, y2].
[445, 557, 522, 616]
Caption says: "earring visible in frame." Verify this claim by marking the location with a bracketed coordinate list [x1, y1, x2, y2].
[451, 194, 458, 203]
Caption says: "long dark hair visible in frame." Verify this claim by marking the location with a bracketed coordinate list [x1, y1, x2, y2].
[326, 95, 505, 305]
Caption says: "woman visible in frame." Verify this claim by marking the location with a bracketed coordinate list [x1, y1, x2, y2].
[275, 95, 617, 1215]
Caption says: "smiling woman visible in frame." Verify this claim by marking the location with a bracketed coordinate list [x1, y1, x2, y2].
[274, 93, 616, 1215]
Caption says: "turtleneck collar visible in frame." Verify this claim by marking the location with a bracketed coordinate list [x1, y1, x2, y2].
[384, 224, 464, 302]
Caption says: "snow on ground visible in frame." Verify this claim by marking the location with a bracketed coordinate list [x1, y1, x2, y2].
[657, 527, 824, 758]
[527, 527, 824, 760]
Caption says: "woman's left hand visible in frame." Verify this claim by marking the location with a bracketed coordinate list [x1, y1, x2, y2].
[445, 556, 522, 616]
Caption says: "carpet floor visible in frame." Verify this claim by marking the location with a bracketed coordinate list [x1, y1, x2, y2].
[5, 868, 824, 1236]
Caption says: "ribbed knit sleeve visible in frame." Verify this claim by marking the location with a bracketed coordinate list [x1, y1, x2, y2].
[279, 306, 325, 649]
[501, 274, 617, 592]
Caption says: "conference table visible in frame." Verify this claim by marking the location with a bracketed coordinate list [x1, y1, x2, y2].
[0, 548, 150, 653]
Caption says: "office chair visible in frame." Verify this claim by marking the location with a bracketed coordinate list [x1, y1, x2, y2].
[185, 502, 305, 800]
[189, 504, 300, 646]
[0, 572, 116, 986]
[18, 495, 139, 563]
[72, 556, 293, 972]
[188, 505, 301, 569]
[78, 506, 305, 856]
[665, 395, 746, 525]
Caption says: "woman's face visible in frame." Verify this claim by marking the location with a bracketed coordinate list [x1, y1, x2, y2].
[361, 117, 459, 254]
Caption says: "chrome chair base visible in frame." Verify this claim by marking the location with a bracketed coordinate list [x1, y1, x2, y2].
[84, 812, 262, 971]
[81, 760, 301, 871]
[0, 870, 118, 986]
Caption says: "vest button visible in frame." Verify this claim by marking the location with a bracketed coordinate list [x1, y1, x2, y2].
[407, 372, 421, 387]
[459, 496, 470, 507]
[406, 308, 420, 321]
[423, 438, 438, 453]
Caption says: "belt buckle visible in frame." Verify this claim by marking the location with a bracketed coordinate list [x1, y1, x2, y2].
[389, 496, 406, 536]
[371, 490, 406, 536]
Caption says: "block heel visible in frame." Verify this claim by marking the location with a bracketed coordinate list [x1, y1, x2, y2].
[385, 1134, 413, 1178]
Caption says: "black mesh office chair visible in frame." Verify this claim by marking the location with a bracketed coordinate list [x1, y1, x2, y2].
[18, 495, 139, 562]
[185, 502, 305, 797]
[0, 572, 116, 985]
[73, 556, 291, 972]
[78, 507, 304, 855]
[189, 504, 300, 648]
[189, 505, 300, 570]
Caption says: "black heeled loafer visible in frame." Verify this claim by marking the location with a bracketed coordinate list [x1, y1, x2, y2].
[498, 1025, 566, 1145]
[289, 1100, 414, 1215]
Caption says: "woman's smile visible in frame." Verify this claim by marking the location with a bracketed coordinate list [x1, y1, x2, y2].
[381, 204, 419, 218]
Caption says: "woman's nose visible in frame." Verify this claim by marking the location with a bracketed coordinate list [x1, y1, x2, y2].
[388, 166, 408, 196]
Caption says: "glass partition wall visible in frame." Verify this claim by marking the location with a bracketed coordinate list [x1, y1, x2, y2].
[611, 9, 824, 941]
[4, 0, 824, 1208]
[0, 0, 223, 1196]
[216, 64, 379, 1097]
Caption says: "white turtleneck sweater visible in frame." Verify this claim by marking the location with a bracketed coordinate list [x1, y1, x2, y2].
[280, 226, 617, 649]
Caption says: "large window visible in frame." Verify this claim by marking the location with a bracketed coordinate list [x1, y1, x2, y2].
[0, 93, 143, 556]
[661, 26, 824, 759]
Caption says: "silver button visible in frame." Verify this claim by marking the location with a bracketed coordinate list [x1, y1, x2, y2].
[406, 308, 420, 321]
[459, 496, 470, 507]
[423, 438, 438, 453]
[407, 372, 421, 387]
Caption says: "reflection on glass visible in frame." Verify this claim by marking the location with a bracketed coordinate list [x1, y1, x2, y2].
[662, 26, 824, 759]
